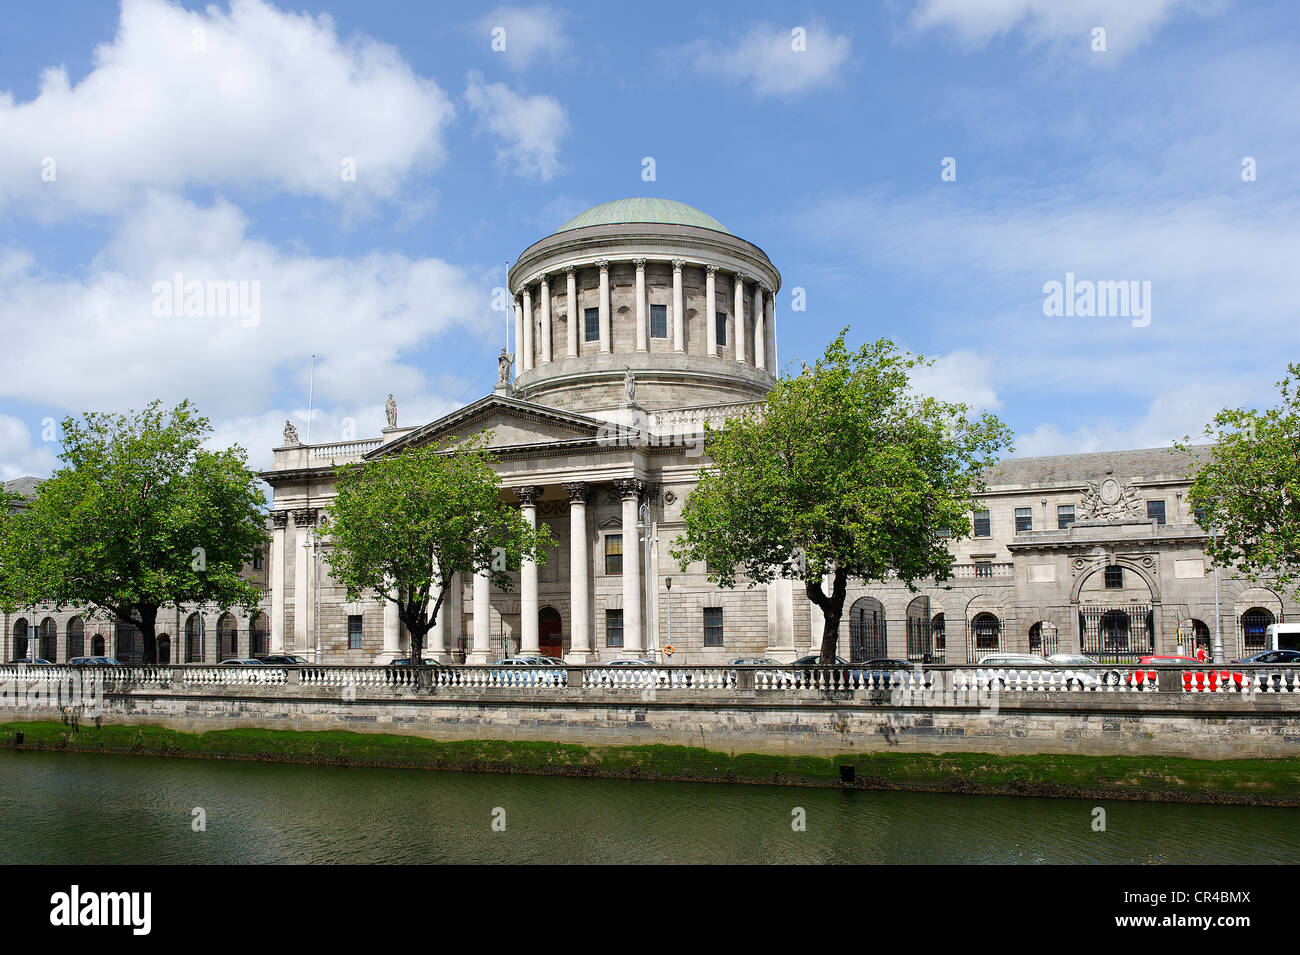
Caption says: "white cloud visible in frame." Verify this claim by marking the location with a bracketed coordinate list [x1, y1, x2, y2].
[0, 416, 60, 481]
[474, 5, 573, 71]
[0, 0, 454, 217]
[464, 71, 567, 180]
[0, 193, 495, 428]
[910, 350, 1002, 411]
[910, 0, 1227, 58]
[680, 21, 852, 97]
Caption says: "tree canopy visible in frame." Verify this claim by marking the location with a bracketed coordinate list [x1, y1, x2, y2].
[326, 434, 553, 663]
[671, 331, 1014, 662]
[0, 400, 267, 644]
[1178, 362, 1300, 598]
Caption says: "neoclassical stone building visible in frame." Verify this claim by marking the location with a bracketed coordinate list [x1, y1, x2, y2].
[6, 199, 1295, 666]
[260, 198, 1297, 666]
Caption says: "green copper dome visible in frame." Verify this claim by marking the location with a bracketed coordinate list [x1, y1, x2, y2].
[558, 198, 730, 235]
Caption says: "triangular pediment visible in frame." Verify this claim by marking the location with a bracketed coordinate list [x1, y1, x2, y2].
[369, 394, 621, 457]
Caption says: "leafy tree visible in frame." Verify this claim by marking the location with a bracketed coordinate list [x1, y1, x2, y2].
[1177, 363, 1300, 597]
[326, 434, 553, 664]
[0, 400, 267, 648]
[671, 331, 1014, 663]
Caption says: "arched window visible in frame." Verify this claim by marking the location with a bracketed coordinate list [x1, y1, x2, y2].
[971, 612, 1001, 654]
[185, 614, 203, 663]
[249, 613, 268, 658]
[930, 613, 946, 659]
[67, 618, 85, 659]
[157, 634, 172, 665]
[217, 613, 238, 661]
[1241, 607, 1275, 654]
[39, 617, 57, 661]
[91, 634, 105, 656]
[12, 618, 28, 660]
[848, 597, 887, 663]
[1190, 619, 1211, 654]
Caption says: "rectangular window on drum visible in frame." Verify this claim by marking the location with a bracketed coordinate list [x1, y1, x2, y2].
[584, 307, 599, 342]
[703, 607, 724, 646]
[605, 534, 622, 575]
[715, 312, 728, 346]
[650, 304, 668, 339]
[606, 609, 624, 648]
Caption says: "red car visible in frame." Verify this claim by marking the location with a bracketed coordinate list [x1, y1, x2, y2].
[1136, 655, 1245, 691]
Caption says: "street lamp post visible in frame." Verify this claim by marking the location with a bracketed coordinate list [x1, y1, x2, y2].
[665, 576, 672, 655]
[303, 525, 323, 664]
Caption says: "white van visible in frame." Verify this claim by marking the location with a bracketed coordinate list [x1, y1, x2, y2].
[1267, 623, 1300, 652]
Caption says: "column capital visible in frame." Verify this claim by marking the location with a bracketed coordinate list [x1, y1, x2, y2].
[513, 485, 542, 506]
[563, 481, 593, 504]
[271, 510, 289, 529]
[564, 264, 576, 275]
[705, 263, 718, 274]
[291, 507, 318, 527]
[596, 258, 609, 272]
[735, 271, 750, 285]
[632, 257, 646, 269]
[613, 478, 645, 501]
[671, 258, 686, 272]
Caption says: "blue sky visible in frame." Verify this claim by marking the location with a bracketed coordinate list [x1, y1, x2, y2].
[1, 0, 1296, 478]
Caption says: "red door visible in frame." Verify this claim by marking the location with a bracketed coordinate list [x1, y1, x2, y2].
[539, 608, 562, 658]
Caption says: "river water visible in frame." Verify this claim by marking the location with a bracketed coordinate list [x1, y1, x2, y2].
[1, 749, 1295, 864]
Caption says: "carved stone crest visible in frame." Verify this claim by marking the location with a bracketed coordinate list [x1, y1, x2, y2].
[1078, 477, 1143, 521]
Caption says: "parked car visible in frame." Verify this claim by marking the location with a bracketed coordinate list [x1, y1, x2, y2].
[219, 658, 265, 666]
[1136, 655, 1245, 691]
[255, 654, 310, 665]
[974, 653, 1105, 690]
[7, 657, 52, 665]
[1045, 653, 1121, 688]
[791, 654, 850, 666]
[69, 656, 122, 666]
[387, 657, 442, 666]
[729, 657, 780, 666]
[604, 659, 658, 666]
[491, 657, 565, 685]
[1235, 650, 1300, 665]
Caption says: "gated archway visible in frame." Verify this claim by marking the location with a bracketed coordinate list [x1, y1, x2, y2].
[538, 607, 562, 659]
[848, 597, 887, 663]
[39, 617, 57, 661]
[12, 618, 28, 660]
[968, 612, 1002, 658]
[216, 613, 238, 661]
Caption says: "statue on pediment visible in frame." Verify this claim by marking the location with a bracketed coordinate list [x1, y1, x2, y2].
[498, 348, 514, 385]
[282, 420, 300, 446]
[385, 393, 398, 429]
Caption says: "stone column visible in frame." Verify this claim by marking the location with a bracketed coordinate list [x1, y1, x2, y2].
[615, 479, 644, 655]
[705, 265, 717, 357]
[672, 259, 685, 353]
[765, 578, 795, 661]
[765, 289, 776, 370]
[565, 266, 578, 358]
[382, 587, 401, 659]
[521, 288, 534, 372]
[292, 508, 316, 654]
[754, 285, 766, 372]
[598, 260, 611, 353]
[634, 259, 648, 352]
[515, 485, 541, 655]
[270, 511, 288, 653]
[539, 276, 552, 365]
[564, 482, 594, 662]
[469, 568, 491, 664]
[514, 299, 524, 370]
[734, 272, 747, 363]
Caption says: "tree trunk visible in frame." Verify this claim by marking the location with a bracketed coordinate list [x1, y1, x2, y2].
[806, 567, 849, 664]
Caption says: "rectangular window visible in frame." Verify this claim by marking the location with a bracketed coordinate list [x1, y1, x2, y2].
[605, 609, 624, 648]
[252, 549, 264, 570]
[1057, 505, 1075, 529]
[584, 307, 599, 342]
[973, 510, 991, 537]
[1147, 500, 1166, 525]
[1014, 507, 1032, 533]
[1104, 565, 1123, 589]
[347, 614, 363, 650]
[715, 312, 728, 346]
[604, 534, 623, 575]
[650, 304, 668, 339]
[703, 607, 724, 646]
[975, 560, 993, 578]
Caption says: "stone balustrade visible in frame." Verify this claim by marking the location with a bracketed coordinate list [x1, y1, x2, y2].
[2, 662, 1295, 699]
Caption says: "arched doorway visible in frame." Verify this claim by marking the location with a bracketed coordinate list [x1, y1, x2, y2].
[1029, 622, 1060, 656]
[1240, 607, 1275, 655]
[91, 634, 105, 656]
[116, 623, 143, 664]
[538, 607, 562, 659]
[157, 634, 171, 664]
[848, 596, 886, 662]
[12, 618, 28, 660]
[1190, 619, 1211, 655]
[185, 614, 202, 663]
[1099, 610, 1131, 655]
[67, 618, 85, 659]
[217, 613, 238, 661]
